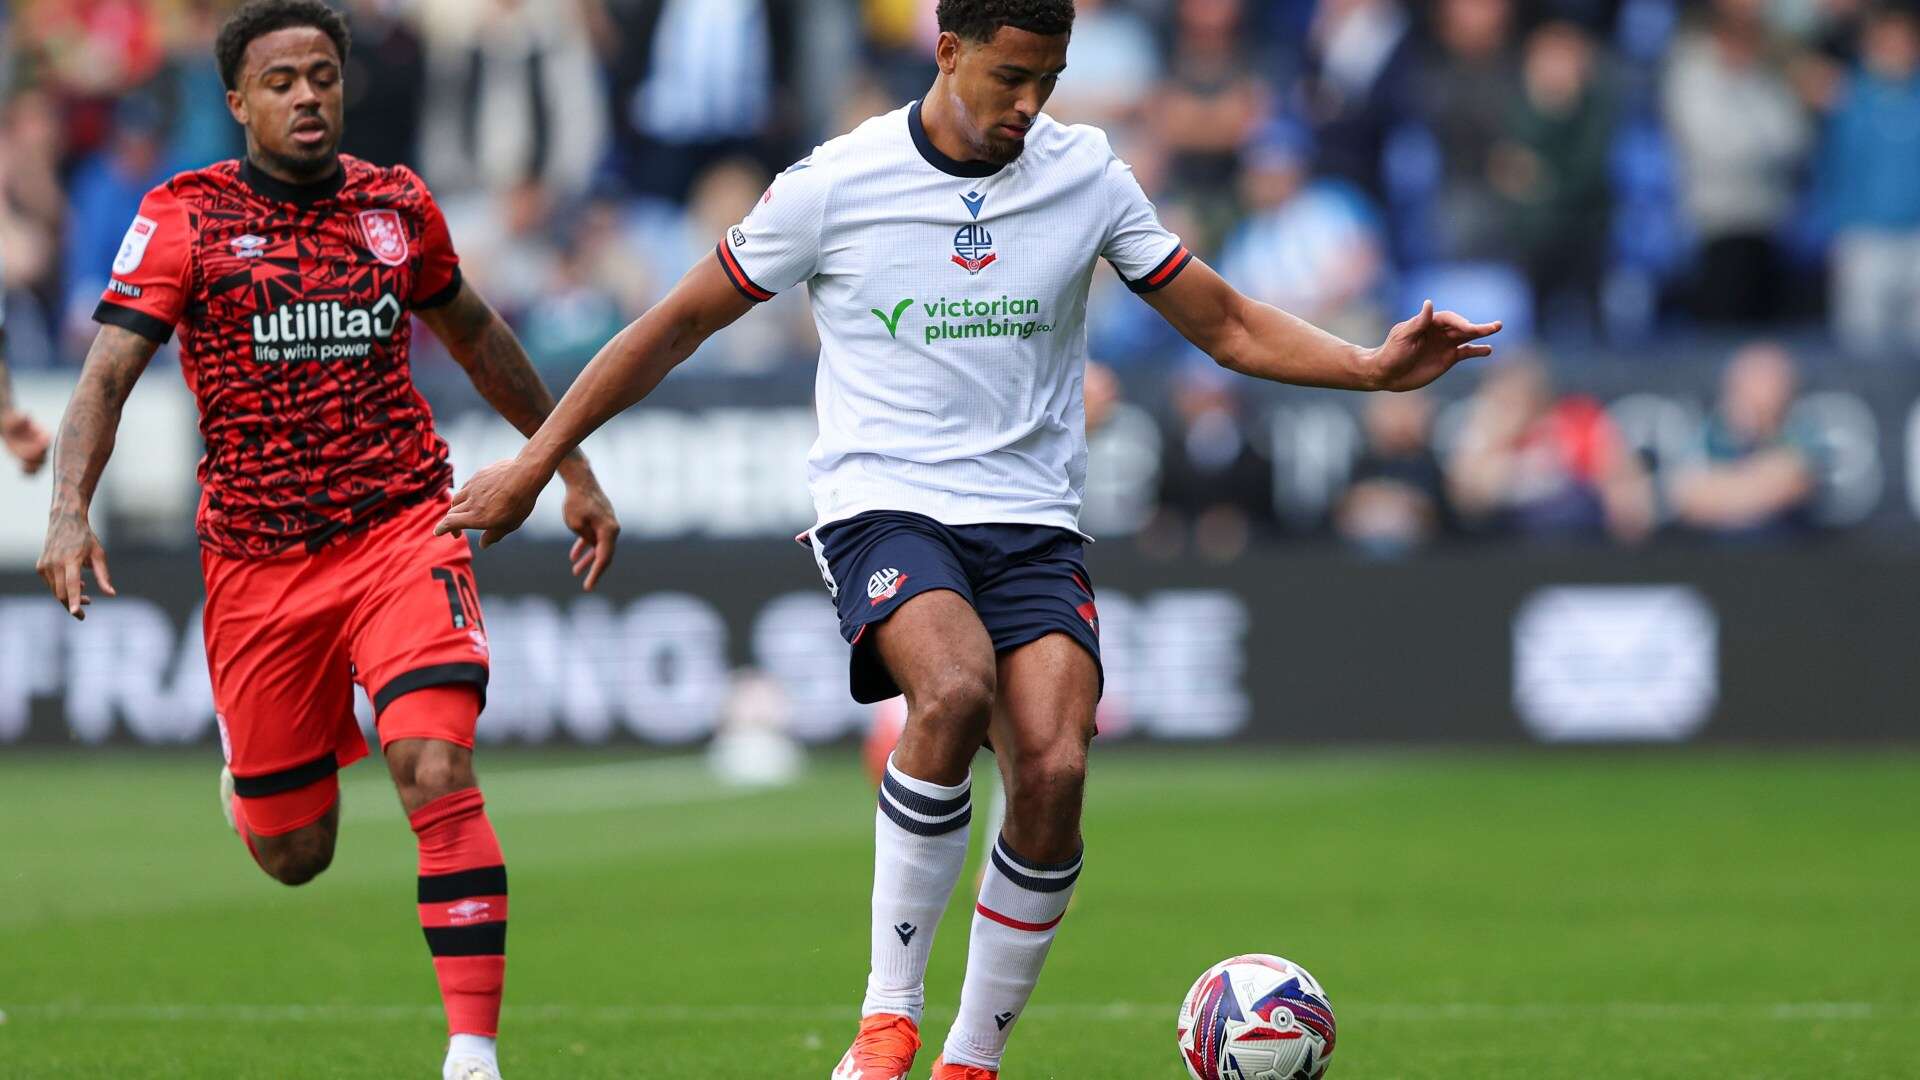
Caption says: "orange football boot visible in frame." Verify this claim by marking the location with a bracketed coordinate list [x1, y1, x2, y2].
[830, 1013, 921, 1080]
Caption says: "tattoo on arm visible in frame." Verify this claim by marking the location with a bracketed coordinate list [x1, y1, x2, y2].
[422, 283, 586, 468]
[51, 325, 158, 522]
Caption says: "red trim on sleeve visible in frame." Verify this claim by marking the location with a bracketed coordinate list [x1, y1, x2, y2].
[716, 241, 775, 303]
[1125, 245, 1193, 294]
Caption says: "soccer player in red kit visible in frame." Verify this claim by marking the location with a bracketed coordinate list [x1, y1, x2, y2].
[34, 3, 620, 1077]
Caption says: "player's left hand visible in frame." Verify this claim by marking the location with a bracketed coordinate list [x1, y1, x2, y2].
[2, 409, 50, 475]
[436, 457, 547, 549]
[559, 467, 620, 592]
[1366, 301, 1502, 392]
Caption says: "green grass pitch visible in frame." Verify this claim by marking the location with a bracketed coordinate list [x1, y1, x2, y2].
[1, 747, 1915, 1078]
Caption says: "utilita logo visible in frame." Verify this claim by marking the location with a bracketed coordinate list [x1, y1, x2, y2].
[250, 292, 402, 363]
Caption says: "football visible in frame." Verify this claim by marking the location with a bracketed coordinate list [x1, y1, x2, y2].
[1176, 954, 1337, 1080]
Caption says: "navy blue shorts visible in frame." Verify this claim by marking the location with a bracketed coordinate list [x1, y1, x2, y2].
[810, 511, 1102, 704]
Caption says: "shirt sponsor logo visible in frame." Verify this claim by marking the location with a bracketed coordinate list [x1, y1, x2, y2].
[113, 215, 157, 275]
[861, 295, 1057, 345]
[107, 279, 144, 299]
[870, 297, 913, 338]
[919, 295, 1054, 345]
[358, 209, 409, 267]
[951, 223, 997, 275]
[250, 292, 403, 362]
[230, 234, 268, 259]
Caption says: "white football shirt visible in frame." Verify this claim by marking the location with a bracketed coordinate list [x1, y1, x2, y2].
[718, 100, 1190, 535]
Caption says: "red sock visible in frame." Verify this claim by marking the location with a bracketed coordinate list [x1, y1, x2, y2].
[410, 787, 507, 1037]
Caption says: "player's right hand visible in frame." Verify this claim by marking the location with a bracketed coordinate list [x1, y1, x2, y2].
[36, 512, 115, 620]
[436, 458, 546, 549]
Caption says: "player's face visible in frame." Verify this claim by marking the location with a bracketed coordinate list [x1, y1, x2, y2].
[938, 27, 1070, 165]
[226, 27, 344, 180]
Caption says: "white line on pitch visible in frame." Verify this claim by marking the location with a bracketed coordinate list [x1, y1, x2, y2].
[1, 1002, 1893, 1025]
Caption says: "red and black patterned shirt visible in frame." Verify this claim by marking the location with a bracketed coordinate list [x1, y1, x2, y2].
[94, 155, 461, 559]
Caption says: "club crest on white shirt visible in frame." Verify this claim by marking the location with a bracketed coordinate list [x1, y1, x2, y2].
[952, 223, 997, 275]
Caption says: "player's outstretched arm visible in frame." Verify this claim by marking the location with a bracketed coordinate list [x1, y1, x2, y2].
[1141, 257, 1501, 392]
[0, 328, 52, 474]
[36, 324, 158, 619]
[419, 279, 623, 589]
[435, 256, 755, 548]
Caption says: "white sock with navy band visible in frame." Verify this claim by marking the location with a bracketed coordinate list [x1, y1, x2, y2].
[943, 834, 1083, 1069]
[862, 753, 973, 1022]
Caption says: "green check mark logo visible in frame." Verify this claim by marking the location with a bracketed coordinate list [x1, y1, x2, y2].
[871, 298, 913, 339]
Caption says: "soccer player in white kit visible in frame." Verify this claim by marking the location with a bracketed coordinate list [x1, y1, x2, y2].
[438, 2, 1500, 1076]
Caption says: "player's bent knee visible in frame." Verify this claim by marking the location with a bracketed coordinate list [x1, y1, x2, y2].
[387, 737, 477, 813]
[256, 824, 337, 886]
[1011, 743, 1088, 806]
[916, 667, 996, 730]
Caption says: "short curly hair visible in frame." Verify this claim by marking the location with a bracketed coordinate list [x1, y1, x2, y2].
[936, 0, 1076, 43]
[215, 0, 351, 91]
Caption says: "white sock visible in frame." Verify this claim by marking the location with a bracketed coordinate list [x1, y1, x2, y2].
[862, 753, 972, 1022]
[943, 834, 1082, 1069]
[444, 1033, 497, 1072]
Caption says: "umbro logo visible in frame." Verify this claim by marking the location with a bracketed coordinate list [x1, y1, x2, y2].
[893, 922, 917, 945]
[230, 234, 268, 258]
[994, 1010, 1015, 1030]
[446, 899, 492, 924]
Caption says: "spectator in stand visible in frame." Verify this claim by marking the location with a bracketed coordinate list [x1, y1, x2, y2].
[14, 0, 166, 160]
[1817, 2, 1920, 358]
[606, 0, 796, 202]
[1417, 0, 1521, 261]
[340, 0, 428, 167]
[158, 0, 245, 173]
[1448, 358, 1655, 544]
[1336, 391, 1451, 556]
[1297, 0, 1415, 201]
[0, 235, 52, 474]
[0, 89, 66, 362]
[1215, 120, 1387, 343]
[1669, 342, 1820, 538]
[440, 177, 563, 321]
[1664, 0, 1813, 323]
[1153, 0, 1270, 232]
[61, 97, 170, 345]
[858, 0, 940, 103]
[1153, 363, 1276, 561]
[418, 0, 609, 201]
[1040, 0, 1161, 133]
[1491, 20, 1614, 329]
[630, 158, 814, 373]
[521, 245, 629, 376]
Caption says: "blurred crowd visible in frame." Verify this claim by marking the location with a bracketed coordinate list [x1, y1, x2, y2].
[0, 0, 1905, 548]
[1105, 336, 1828, 559]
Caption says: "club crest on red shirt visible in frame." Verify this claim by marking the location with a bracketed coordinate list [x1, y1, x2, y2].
[359, 209, 409, 267]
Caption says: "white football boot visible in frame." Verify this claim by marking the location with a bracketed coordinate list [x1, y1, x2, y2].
[219, 766, 236, 830]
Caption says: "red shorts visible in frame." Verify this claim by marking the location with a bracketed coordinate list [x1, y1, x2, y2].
[202, 496, 489, 834]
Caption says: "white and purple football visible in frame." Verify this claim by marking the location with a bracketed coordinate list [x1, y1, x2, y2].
[1176, 954, 1337, 1080]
